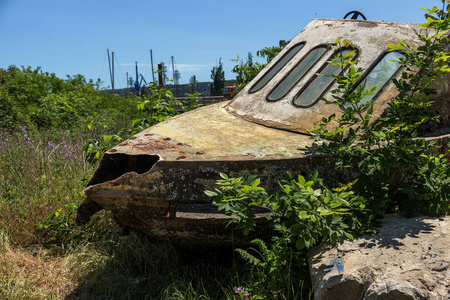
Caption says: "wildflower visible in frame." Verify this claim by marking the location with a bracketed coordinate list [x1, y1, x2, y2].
[235, 286, 250, 297]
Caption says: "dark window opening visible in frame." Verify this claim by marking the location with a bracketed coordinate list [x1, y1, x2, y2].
[294, 47, 359, 107]
[86, 153, 160, 187]
[267, 45, 328, 102]
[343, 51, 405, 109]
[249, 42, 306, 94]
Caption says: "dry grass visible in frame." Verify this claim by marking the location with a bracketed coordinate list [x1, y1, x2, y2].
[0, 231, 246, 300]
[0, 233, 75, 299]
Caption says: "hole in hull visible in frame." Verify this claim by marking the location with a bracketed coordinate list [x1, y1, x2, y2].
[87, 154, 160, 186]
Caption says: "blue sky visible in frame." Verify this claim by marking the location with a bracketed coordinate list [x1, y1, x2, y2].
[0, 0, 432, 89]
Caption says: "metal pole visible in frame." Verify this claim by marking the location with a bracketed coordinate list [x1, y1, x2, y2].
[107, 49, 113, 91]
[193, 75, 196, 93]
[158, 64, 163, 87]
[150, 50, 155, 83]
[171, 56, 178, 97]
[171, 56, 175, 79]
[112, 51, 115, 94]
[135, 62, 139, 94]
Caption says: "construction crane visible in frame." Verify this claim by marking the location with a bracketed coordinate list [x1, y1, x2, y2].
[134, 62, 148, 94]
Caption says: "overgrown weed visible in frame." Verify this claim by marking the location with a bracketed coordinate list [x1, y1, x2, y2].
[0, 128, 94, 245]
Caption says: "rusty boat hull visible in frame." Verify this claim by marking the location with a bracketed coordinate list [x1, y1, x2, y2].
[77, 18, 450, 245]
[77, 102, 342, 244]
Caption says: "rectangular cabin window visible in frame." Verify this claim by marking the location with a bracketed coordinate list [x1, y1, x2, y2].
[249, 43, 305, 93]
[345, 51, 405, 108]
[267, 45, 328, 101]
[294, 48, 358, 107]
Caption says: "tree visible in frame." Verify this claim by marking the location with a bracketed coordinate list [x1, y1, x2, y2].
[210, 58, 225, 96]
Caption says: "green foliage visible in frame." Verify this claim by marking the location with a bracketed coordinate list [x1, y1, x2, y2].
[131, 83, 180, 131]
[82, 134, 122, 165]
[231, 53, 265, 91]
[36, 203, 100, 246]
[205, 173, 267, 235]
[210, 58, 226, 96]
[235, 238, 306, 297]
[0, 65, 140, 132]
[206, 172, 366, 295]
[310, 9, 450, 217]
[0, 127, 93, 245]
[183, 91, 206, 111]
[207, 172, 366, 248]
[256, 46, 284, 63]
[81, 84, 174, 166]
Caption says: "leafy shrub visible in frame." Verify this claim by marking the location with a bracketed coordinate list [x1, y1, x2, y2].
[207, 172, 366, 248]
[82, 134, 122, 165]
[310, 13, 450, 217]
[36, 202, 100, 246]
[131, 83, 181, 132]
[0, 65, 141, 132]
[206, 172, 366, 295]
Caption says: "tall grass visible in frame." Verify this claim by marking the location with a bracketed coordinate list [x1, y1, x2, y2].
[0, 127, 93, 245]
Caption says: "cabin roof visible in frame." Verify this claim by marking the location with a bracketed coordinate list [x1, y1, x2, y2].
[226, 19, 424, 134]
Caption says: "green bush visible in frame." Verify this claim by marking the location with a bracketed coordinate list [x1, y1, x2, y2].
[206, 172, 366, 295]
[310, 14, 450, 217]
[0, 65, 141, 132]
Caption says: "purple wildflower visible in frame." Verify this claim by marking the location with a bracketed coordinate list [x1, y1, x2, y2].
[234, 286, 250, 297]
